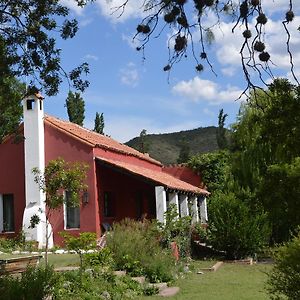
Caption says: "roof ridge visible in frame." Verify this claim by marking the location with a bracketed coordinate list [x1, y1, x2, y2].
[44, 115, 162, 166]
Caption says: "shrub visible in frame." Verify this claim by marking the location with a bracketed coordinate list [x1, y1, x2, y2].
[0, 265, 58, 300]
[106, 218, 176, 282]
[60, 231, 96, 272]
[208, 191, 270, 259]
[53, 269, 156, 299]
[159, 204, 193, 258]
[267, 231, 300, 299]
[84, 247, 114, 269]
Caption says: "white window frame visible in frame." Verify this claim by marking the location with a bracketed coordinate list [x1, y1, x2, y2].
[0, 193, 15, 233]
[63, 191, 80, 230]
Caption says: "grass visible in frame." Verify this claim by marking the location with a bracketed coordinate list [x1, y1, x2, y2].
[137, 260, 272, 300]
[0, 253, 80, 268]
[0, 253, 272, 299]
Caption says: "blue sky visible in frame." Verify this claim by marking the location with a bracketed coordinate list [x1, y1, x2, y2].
[43, 0, 300, 142]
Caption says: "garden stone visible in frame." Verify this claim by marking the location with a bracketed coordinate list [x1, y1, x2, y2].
[150, 282, 168, 291]
[31, 251, 39, 255]
[159, 287, 180, 297]
[114, 270, 126, 276]
[100, 291, 111, 300]
[12, 250, 21, 254]
[0, 251, 4, 255]
[20, 251, 30, 254]
[55, 249, 65, 254]
[131, 276, 146, 284]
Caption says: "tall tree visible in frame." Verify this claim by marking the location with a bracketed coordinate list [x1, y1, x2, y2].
[177, 138, 190, 164]
[138, 129, 149, 153]
[232, 78, 300, 242]
[116, 0, 298, 92]
[0, 77, 26, 143]
[0, 0, 90, 96]
[65, 91, 85, 126]
[94, 112, 105, 134]
[216, 109, 228, 150]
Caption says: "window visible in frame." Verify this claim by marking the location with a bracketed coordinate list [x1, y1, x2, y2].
[104, 191, 115, 217]
[2, 194, 15, 232]
[65, 191, 80, 229]
[26, 99, 35, 110]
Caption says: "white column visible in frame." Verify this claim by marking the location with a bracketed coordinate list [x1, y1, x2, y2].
[168, 192, 179, 217]
[179, 194, 189, 217]
[0, 194, 3, 232]
[155, 186, 167, 224]
[22, 94, 53, 249]
[199, 196, 208, 223]
[190, 195, 199, 224]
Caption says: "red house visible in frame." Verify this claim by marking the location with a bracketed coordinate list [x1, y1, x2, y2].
[0, 94, 208, 247]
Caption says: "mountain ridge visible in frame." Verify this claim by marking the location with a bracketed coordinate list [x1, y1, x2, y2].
[125, 126, 219, 165]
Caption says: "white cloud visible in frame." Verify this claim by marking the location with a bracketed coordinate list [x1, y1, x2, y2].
[172, 77, 243, 104]
[119, 63, 140, 87]
[84, 54, 99, 61]
[96, 0, 146, 22]
[60, 0, 85, 15]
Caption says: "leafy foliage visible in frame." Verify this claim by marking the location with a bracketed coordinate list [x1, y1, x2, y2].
[159, 204, 193, 258]
[0, 1, 90, 96]
[119, 0, 298, 91]
[188, 150, 231, 191]
[208, 191, 270, 259]
[61, 232, 96, 273]
[177, 138, 190, 164]
[260, 158, 300, 243]
[138, 129, 150, 153]
[232, 78, 300, 243]
[267, 231, 300, 300]
[0, 265, 58, 300]
[106, 218, 176, 282]
[93, 112, 105, 134]
[216, 109, 228, 150]
[0, 77, 26, 143]
[65, 91, 85, 126]
[31, 158, 88, 264]
[32, 158, 88, 210]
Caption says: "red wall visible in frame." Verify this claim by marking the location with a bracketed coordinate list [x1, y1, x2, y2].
[0, 136, 25, 237]
[96, 161, 156, 227]
[44, 124, 100, 245]
[93, 147, 162, 171]
[163, 165, 203, 187]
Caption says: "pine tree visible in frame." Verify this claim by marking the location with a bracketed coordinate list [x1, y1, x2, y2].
[138, 129, 149, 153]
[65, 92, 85, 126]
[216, 109, 228, 150]
[94, 112, 104, 134]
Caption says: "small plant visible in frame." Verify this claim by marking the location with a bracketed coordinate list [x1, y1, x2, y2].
[84, 247, 114, 269]
[61, 232, 96, 274]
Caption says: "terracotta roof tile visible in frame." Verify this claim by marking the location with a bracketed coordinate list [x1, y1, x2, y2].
[44, 115, 162, 166]
[96, 157, 209, 195]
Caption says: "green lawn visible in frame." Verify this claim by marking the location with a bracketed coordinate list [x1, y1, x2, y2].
[0, 254, 272, 299]
[0, 253, 80, 268]
[138, 260, 272, 300]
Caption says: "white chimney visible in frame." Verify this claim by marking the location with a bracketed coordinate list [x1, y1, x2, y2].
[22, 93, 53, 248]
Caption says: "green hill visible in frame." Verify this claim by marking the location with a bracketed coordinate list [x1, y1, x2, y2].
[125, 126, 219, 165]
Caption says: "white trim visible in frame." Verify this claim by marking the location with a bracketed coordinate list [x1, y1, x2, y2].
[169, 192, 179, 218]
[155, 186, 167, 224]
[63, 191, 80, 230]
[179, 195, 189, 217]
